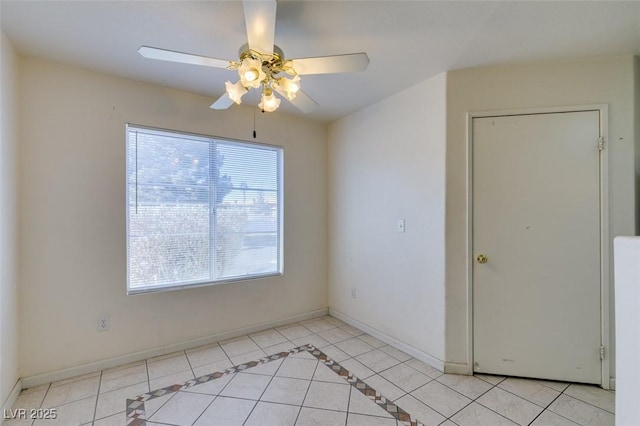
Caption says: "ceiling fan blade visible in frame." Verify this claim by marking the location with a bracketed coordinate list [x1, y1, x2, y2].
[275, 87, 319, 114]
[210, 93, 235, 110]
[138, 46, 231, 69]
[290, 53, 370, 75]
[243, 0, 277, 55]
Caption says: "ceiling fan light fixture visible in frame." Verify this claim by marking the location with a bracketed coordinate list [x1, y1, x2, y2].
[259, 88, 281, 112]
[225, 80, 248, 104]
[238, 57, 265, 88]
[275, 75, 300, 100]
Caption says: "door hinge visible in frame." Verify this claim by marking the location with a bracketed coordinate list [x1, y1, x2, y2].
[599, 345, 606, 360]
[598, 136, 605, 151]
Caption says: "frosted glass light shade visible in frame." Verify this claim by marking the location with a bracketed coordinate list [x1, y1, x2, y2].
[238, 57, 265, 89]
[259, 89, 281, 112]
[225, 80, 248, 104]
[276, 75, 300, 100]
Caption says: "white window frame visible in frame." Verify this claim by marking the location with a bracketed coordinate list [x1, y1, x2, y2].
[126, 124, 284, 294]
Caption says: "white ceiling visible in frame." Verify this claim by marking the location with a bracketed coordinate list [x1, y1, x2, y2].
[2, 0, 639, 123]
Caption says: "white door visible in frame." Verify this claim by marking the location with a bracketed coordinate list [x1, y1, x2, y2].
[472, 111, 602, 384]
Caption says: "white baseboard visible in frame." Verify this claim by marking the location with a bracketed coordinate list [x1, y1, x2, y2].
[329, 308, 445, 372]
[21, 308, 328, 390]
[444, 362, 471, 375]
[1, 379, 22, 425]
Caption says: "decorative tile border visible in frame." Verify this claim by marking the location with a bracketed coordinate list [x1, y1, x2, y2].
[126, 344, 424, 426]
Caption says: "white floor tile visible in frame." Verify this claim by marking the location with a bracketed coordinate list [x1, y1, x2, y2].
[451, 402, 518, 426]
[148, 391, 214, 426]
[410, 380, 471, 418]
[548, 394, 615, 426]
[534, 379, 570, 392]
[404, 358, 443, 379]
[220, 336, 262, 357]
[436, 374, 493, 399]
[41, 376, 100, 408]
[303, 381, 351, 412]
[219, 372, 271, 400]
[300, 318, 337, 334]
[92, 411, 126, 426]
[563, 383, 615, 413]
[378, 345, 412, 362]
[339, 325, 366, 337]
[192, 396, 255, 426]
[261, 376, 310, 405]
[477, 387, 543, 425]
[185, 343, 228, 368]
[339, 358, 375, 380]
[276, 357, 319, 380]
[363, 374, 405, 402]
[11, 388, 47, 411]
[291, 334, 330, 349]
[380, 363, 431, 393]
[229, 348, 267, 366]
[355, 349, 401, 373]
[147, 354, 190, 380]
[317, 327, 354, 344]
[244, 401, 300, 426]
[276, 324, 314, 340]
[474, 374, 506, 385]
[149, 369, 194, 390]
[296, 407, 347, 425]
[530, 410, 581, 426]
[312, 362, 348, 384]
[394, 394, 447, 426]
[263, 341, 297, 355]
[335, 337, 375, 357]
[348, 387, 394, 419]
[319, 344, 351, 363]
[142, 393, 175, 419]
[99, 363, 148, 394]
[250, 329, 289, 348]
[346, 412, 397, 426]
[191, 358, 233, 377]
[357, 334, 387, 349]
[33, 396, 96, 426]
[498, 377, 561, 407]
[94, 381, 148, 420]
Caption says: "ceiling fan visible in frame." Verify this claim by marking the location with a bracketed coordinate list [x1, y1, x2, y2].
[138, 0, 369, 114]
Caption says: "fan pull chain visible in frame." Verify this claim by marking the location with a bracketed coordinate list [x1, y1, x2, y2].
[253, 89, 257, 138]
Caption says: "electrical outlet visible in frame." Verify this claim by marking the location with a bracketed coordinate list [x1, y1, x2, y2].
[97, 315, 110, 332]
[351, 287, 356, 299]
[397, 219, 406, 233]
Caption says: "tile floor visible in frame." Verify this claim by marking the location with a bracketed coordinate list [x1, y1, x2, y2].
[7, 315, 615, 426]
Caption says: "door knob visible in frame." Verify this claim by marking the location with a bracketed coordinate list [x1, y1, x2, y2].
[477, 254, 488, 264]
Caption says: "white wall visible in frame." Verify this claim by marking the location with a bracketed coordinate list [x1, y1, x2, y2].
[328, 73, 447, 364]
[0, 32, 20, 404]
[613, 236, 640, 425]
[445, 55, 638, 380]
[18, 57, 328, 377]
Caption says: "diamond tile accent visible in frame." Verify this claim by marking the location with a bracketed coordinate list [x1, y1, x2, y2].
[125, 345, 426, 426]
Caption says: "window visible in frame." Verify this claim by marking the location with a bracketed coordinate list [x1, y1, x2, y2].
[126, 125, 283, 294]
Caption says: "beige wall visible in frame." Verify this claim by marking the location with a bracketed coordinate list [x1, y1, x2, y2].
[328, 73, 447, 364]
[18, 57, 328, 377]
[445, 55, 638, 380]
[636, 56, 640, 233]
[0, 32, 20, 405]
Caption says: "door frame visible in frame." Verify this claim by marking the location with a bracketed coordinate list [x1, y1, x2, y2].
[465, 104, 610, 389]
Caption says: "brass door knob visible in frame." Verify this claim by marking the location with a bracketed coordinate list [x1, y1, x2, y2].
[477, 254, 488, 264]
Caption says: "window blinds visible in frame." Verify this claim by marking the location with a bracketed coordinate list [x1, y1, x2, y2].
[126, 125, 283, 293]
